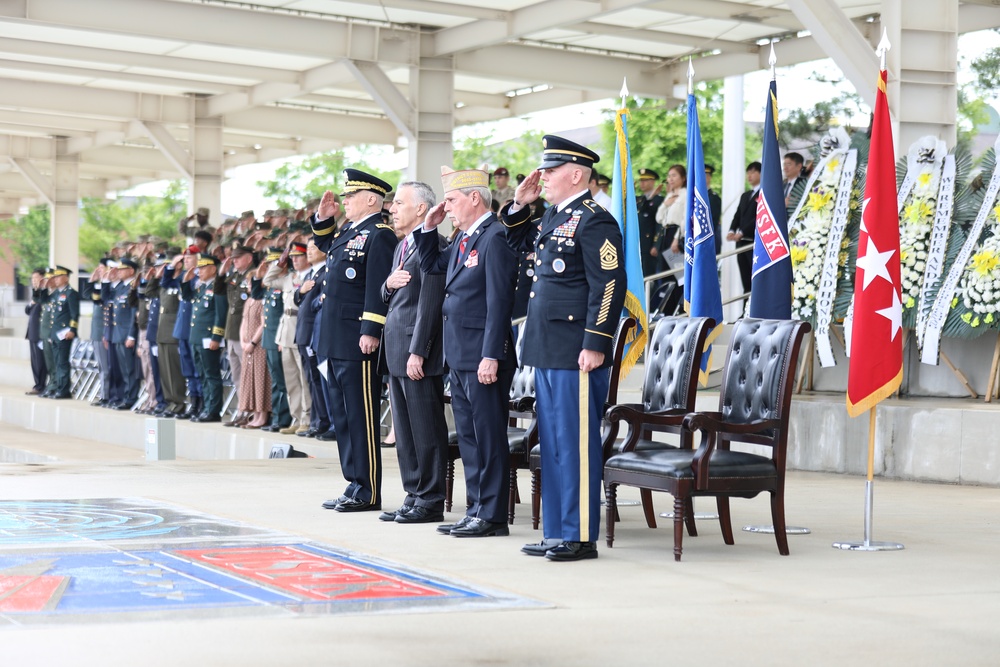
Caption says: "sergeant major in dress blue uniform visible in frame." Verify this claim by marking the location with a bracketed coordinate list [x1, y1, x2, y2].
[500, 135, 627, 561]
[313, 170, 398, 513]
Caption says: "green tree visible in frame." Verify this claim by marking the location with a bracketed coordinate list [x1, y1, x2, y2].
[0, 206, 50, 283]
[257, 150, 400, 207]
[78, 180, 187, 268]
[452, 127, 548, 177]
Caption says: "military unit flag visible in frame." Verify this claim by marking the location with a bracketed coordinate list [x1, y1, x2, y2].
[611, 108, 648, 379]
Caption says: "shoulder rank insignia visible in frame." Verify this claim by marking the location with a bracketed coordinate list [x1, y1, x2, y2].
[376, 223, 393, 231]
[599, 239, 619, 270]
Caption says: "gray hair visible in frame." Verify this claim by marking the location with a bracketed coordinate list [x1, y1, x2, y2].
[397, 181, 437, 210]
[458, 186, 492, 209]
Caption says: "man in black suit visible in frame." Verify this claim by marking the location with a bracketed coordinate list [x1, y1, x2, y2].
[378, 181, 449, 525]
[416, 168, 518, 538]
[24, 267, 47, 395]
[636, 168, 663, 277]
[313, 170, 398, 513]
[501, 135, 626, 561]
[292, 241, 330, 439]
[727, 161, 762, 296]
[783, 151, 807, 217]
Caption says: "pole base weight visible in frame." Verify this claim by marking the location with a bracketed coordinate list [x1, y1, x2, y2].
[831, 540, 904, 551]
[743, 525, 811, 535]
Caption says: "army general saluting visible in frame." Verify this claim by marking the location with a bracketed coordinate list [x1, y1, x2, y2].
[500, 135, 626, 561]
[314, 170, 398, 513]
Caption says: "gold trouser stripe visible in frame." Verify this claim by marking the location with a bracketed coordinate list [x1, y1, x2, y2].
[579, 369, 590, 542]
[362, 359, 378, 496]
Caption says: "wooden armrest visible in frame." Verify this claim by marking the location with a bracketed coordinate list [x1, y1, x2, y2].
[682, 412, 780, 436]
[511, 396, 536, 412]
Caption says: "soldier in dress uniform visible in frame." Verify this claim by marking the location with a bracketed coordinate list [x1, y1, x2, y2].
[38, 268, 57, 398]
[313, 169, 398, 513]
[174, 248, 204, 419]
[223, 244, 255, 423]
[156, 250, 187, 417]
[184, 253, 228, 422]
[83, 261, 112, 406]
[636, 168, 663, 277]
[259, 246, 291, 432]
[416, 167, 518, 538]
[46, 265, 79, 399]
[500, 134, 627, 561]
[105, 258, 140, 409]
[24, 267, 48, 396]
[265, 241, 312, 435]
[292, 241, 330, 439]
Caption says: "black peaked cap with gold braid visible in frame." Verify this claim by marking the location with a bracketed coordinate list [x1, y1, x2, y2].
[539, 134, 600, 171]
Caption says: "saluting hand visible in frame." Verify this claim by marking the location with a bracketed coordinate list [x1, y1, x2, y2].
[424, 202, 447, 229]
[318, 190, 340, 221]
[513, 170, 542, 208]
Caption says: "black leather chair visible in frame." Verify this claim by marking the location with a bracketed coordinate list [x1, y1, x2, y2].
[527, 316, 638, 529]
[599, 315, 715, 532]
[604, 318, 811, 561]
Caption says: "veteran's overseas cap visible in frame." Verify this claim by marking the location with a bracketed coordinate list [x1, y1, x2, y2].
[638, 168, 660, 181]
[538, 135, 600, 171]
[440, 166, 488, 193]
[341, 168, 392, 197]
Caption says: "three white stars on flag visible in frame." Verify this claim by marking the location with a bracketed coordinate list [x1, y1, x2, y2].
[855, 197, 902, 341]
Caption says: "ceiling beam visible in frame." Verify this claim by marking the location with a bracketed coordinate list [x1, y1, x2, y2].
[344, 60, 416, 141]
[205, 61, 354, 117]
[0, 57, 244, 94]
[9, 158, 54, 205]
[643, 0, 803, 31]
[566, 21, 755, 52]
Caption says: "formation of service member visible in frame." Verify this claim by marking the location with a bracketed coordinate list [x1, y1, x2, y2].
[156, 253, 188, 417]
[183, 253, 228, 422]
[174, 249, 204, 419]
[313, 170, 398, 513]
[24, 268, 47, 395]
[378, 181, 449, 525]
[292, 241, 331, 438]
[265, 242, 313, 435]
[45, 266, 80, 399]
[500, 134, 627, 561]
[106, 258, 140, 409]
[222, 244, 255, 425]
[636, 168, 664, 277]
[259, 246, 291, 432]
[416, 167, 518, 538]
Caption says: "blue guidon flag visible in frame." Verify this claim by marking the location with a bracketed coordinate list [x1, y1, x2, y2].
[749, 78, 793, 319]
[682, 89, 723, 384]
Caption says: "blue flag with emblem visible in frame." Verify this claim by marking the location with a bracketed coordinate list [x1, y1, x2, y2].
[611, 108, 647, 380]
[749, 79, 793, 319]
[682, 91, 724, 384]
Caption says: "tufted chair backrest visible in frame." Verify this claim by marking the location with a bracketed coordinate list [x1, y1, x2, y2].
[642, 316, 713, 413]
[719, 318, 802, 428]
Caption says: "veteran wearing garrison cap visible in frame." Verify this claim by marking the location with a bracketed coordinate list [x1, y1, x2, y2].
[46, 265, 79, 399]
[501, 134, 627, 561]
[313, 169, 398, 513]
[416, 167, 518, 538]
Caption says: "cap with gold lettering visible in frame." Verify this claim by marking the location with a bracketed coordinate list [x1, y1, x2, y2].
[441, 167, 489, 193]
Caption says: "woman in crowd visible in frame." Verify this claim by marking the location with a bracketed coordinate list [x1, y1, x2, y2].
[237, 256, 272, 429]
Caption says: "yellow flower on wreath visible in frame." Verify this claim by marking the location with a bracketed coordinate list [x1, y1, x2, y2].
[917, 171, 932, 189]
[902, 199, 934, 224]
[970, 249, 999, 276]
[806, 190, 834, 213]
[790, 246, 808, 266]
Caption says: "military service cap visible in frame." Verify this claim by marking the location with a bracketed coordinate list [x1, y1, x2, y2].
[118, 258, 139, 271]
[637, 168, 660, 181]
[341, 168, 392, 197]
[273, 208, 289, 218]
[264, 246, 283, 262]
[197, 253, 220, 268]
[288, 242, 307, 257]
[539, 135, 600, 170]
[196, 207, 210, 217]
[50, 265, 72, 277]
[241, 210, 255, 219]
[494, 167, 509, 176]
[231, 245, 255, 258]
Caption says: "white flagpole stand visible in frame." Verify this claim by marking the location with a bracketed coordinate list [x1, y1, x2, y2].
[832, 408, 904, 552]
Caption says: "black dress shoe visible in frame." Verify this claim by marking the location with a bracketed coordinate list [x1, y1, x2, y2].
[521, 539, 564, 557]
[545, 541, 598, 561]
[395, 506, 444, 524]
[379, 505, 413, 522]
[90, 399, 107, 407]
[451, 518, 509, 538]
[436, 516, 473, 535]
[315, 430, 337, 441]
[334, 498, 381, 513]
[25, 389, 41, 396]
[192, 413, 221, 423]
[51, 393, 72, 400]
[112, 403, 132, 410]
[322, 496, 350, 510]
[261, 424, 280, 432]
[296, 429, 317, 438]
[380, 441, 395, 448]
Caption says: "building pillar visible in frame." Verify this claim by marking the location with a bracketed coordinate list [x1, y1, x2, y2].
[51, 138, 79, 272]
[190, 104, 224, 224]
[409, 55, 455, 201]
[881, 0, 958, 150]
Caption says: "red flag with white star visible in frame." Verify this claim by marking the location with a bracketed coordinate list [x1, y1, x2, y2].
[847, 68, 903, 417]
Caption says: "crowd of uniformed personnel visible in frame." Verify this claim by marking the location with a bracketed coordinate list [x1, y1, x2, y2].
[23, 133, 633, 562]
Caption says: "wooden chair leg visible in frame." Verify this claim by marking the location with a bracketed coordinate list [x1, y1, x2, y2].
[717, 496, 734, 545]
[507, 468, 517, 525]
[771, 491, 790, 556]
[445, 459, 454, 513]
[531, 467, 541, 530]
[672, 495, 685, 562]
[640, 488, 657, 528]
[605, 483, 617, 548]
[684, 497, 698, 537]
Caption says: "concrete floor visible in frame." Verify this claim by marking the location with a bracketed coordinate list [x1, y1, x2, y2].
[0, 427, 999, 667]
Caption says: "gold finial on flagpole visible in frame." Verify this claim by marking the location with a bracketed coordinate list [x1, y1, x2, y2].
[768, 41, 777, 81]
[876, 27, 891, 71]
[620, 78, 629, 109]
[687, 57, 694, 95]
